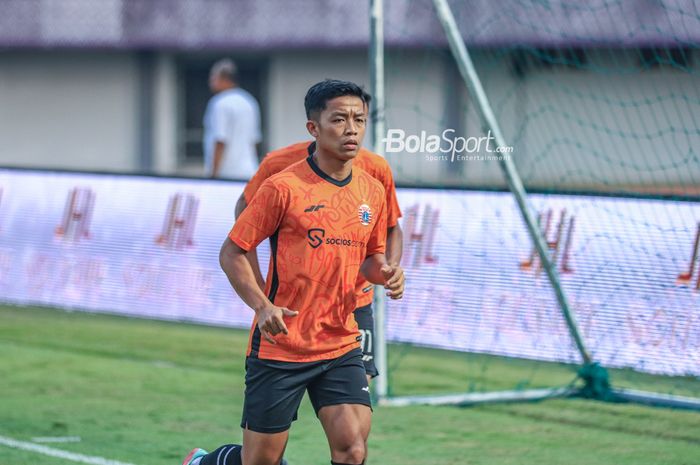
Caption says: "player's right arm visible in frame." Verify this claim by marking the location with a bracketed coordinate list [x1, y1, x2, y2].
[234, 193, 247, 218]
[220, 238, 297, 344]
[234, 157, 276, 290]
[222, 180, 298, 343]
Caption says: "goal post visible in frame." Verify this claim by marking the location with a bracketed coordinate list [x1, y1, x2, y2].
[370, 0, 700, 411]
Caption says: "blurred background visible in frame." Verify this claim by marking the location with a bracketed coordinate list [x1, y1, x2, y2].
[1, 1, 699, 465]
[1, 0, 697, 189]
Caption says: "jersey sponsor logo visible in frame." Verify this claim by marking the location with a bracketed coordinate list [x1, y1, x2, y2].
[304, 204, 325, 213]
[358, 203, 372, 226]
[325, 237, 366, 247]
[307, 228, 325, 248]
[306, 228, 366, 249]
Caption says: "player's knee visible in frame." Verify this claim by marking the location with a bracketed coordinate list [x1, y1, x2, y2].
[332, 439, 366, 464]
[242, 441, 283, 465]
[245, 448, 282, 465]
[262, 450, 284, 465]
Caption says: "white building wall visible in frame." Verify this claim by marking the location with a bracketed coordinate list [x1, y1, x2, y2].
[0, 51, 138, 172]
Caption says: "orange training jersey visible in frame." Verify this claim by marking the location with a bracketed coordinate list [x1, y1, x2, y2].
[230, 156, 388, 362]
[243, 141, 402, 307]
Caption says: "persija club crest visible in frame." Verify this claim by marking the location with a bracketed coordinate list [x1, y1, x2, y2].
[358, 204, 372, 226]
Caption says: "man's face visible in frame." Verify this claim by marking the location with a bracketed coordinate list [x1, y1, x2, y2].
[308, 95, 366, 161]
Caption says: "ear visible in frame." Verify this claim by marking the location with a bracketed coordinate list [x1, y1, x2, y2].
[306, 120, 319, 138]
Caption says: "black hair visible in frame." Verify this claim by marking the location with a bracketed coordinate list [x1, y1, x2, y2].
[304, 79, 372, 120]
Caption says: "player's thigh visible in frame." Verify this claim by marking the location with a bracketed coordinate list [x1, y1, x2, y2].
[242, 428, 289, 465]
[241, 356, 310, 434]
[317, 403, 372, 452]
[308, 348, 372, 446]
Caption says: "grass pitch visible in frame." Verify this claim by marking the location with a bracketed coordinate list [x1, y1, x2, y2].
[1, 305, 698, 465]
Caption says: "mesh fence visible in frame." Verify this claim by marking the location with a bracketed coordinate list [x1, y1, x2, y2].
[380, 0, 700, 401]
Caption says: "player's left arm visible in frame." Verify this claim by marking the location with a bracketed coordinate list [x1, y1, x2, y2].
[386, 224, 403, 267]
[360, 193, 404, 299]
[361, 254, 404, 300]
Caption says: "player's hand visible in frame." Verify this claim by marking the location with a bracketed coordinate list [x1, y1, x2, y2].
[381, 264, 405, 300]
[256, 305, 298, 344]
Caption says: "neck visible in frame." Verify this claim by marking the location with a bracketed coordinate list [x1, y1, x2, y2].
[313, 148, 352, 181]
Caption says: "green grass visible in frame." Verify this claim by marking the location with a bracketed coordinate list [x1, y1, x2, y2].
[1, 304, 699, 465]
[386, 343, 700, 398]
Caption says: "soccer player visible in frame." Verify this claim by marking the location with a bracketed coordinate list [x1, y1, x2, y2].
[183, 80, 405, 465]
[234, 138, 403, 385]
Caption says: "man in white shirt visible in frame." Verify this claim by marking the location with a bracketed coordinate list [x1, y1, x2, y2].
[203, 58, 262, 180]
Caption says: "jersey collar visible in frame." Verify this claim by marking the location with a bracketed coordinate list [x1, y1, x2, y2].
[306, 151, 353, 187]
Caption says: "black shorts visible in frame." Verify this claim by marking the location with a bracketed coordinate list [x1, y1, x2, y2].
[354, 304, 378, 378]
[240, 348, 371, 434]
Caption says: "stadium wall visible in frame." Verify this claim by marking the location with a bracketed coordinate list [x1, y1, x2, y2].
[0, 51, 140, 172]
[1, 49, 698, 191]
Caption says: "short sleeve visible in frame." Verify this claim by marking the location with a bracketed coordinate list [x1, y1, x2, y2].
[230, 179, 287, 251]
[366, 195, 387, 256]
[243, 156, 273, 204]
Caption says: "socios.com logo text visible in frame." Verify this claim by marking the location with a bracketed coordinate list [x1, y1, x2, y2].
[307, 228, 366, 249]
[382, 129, 513, 162]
